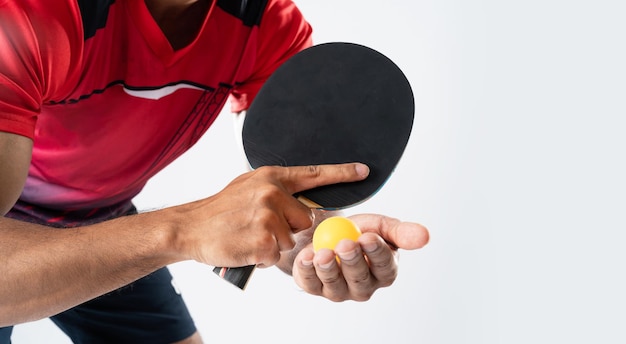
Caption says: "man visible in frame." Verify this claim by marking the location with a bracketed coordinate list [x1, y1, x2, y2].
[0, 0, 429, 343]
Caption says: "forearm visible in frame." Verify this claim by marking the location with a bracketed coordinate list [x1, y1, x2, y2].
[0, 209, 181, 327]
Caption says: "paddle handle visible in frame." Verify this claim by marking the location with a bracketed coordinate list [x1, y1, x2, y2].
[213, 196, 321, 290]
[212, 265, 256, 290]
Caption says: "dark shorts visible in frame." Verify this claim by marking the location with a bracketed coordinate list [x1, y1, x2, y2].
[1, 201, 197, 344]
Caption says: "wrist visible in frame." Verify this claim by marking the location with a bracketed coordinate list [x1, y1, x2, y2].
[134, 207, 188, 266]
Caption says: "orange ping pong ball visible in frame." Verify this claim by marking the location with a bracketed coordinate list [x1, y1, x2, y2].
[313, 216, 362, 252]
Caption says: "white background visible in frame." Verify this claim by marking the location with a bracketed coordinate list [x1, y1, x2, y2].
[12, 0, 626, 343]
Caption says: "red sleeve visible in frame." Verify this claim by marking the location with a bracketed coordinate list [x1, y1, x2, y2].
[229, 0, 313, 113]
[0, 0, 83, 139]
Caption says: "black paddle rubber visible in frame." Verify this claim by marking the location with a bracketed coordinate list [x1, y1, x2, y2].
[243, 42, 414, 209]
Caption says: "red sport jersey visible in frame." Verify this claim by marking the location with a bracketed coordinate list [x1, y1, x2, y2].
[0, 0, 312, 210]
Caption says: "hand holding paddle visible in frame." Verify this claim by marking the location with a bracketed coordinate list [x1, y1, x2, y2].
[214, 42, 415, 289]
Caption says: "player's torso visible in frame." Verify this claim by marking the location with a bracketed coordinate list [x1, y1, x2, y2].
[26, 0, 263, 209]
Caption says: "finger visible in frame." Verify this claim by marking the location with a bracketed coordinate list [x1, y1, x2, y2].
[273, 219, 297, 253]
[334, 239, 376, 301]
[283, 200, 315, 234]
[255, 247, 281, 269]
[358, 233, 398, 286]
[247, 207, 294, 255]
[250, 177, 315, 234]
[313, 248, 349, 302]
[279, 163, 370, 196]
[350, 214, 430, 250]
[293, 248, 323, 295]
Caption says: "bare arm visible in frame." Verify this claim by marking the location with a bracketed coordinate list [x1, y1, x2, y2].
[0, 133, 181, 325]
[0, 132, 31, 215]
[0, 210, 178, 326]
[0, 130, 368, 326]
[0, 133, 180, 325]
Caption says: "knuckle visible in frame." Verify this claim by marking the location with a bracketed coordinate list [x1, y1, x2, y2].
[379, 279, 394, 288]
[297, 277, 323, 296]
[320, 273, 343, 287]
[347, 270, 372, 286]
[252, 207, 279, 225]
[247, 241, 279, 266]
[253, 232, 276, 251]
[305, 165, 322, 177]
[253, 165, 282, 181]
[282, 238, 296, 251]
[371, 255, 397, 272]
[265, 250, 281, 266]
[345, 272, 376, 301]
[254, 165, 277, 174]
[376, 267, 398, 288]
[253, 185, 282, 205]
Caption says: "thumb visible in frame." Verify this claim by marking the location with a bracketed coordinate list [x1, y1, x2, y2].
[349, 214, 430, 250]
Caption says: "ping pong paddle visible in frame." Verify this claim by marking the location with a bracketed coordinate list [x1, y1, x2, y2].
[213, 42, 414, 289]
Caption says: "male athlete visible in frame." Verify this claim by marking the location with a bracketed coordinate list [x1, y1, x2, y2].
[0, 0, 429, 343]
